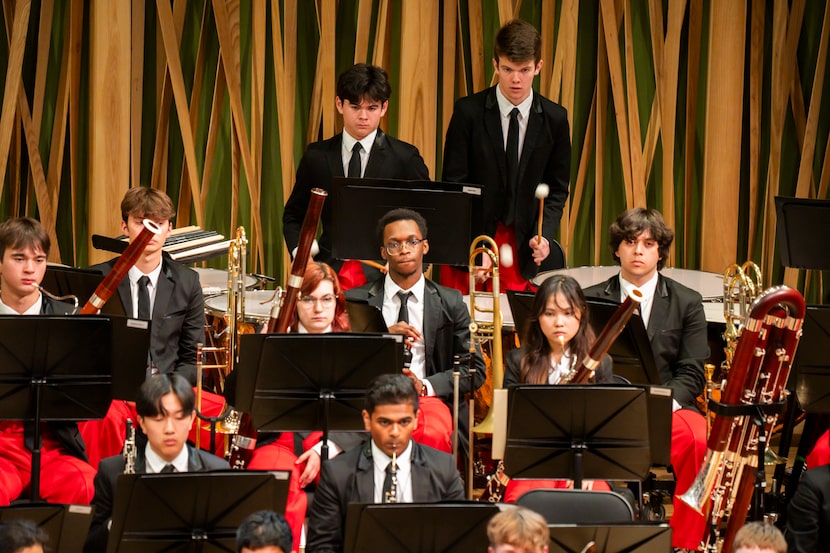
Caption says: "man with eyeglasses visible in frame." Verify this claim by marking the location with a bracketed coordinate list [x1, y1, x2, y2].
[346, 208, 486, 456]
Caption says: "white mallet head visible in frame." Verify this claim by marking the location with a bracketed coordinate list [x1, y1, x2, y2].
[310, 239, 320, 258]
[535, 183, 550, 199]
[500, 243, 514, 268]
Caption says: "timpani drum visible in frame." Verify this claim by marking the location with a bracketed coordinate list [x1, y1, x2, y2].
[204, 289, 277, 326]
[194, 267, 259, 297]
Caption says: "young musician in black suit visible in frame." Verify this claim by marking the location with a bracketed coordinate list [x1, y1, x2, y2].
[583, 208, 709, 551]
[79, 187, 211, 468]
[345, 208, 486, 454]
[0, 519, 49, 553]
[305, 374, 465, 553]
[282, 63, 429, 288]
[0, 217, 96, 506]
[84, 374, 229, 553]
[442, 19, 571, 292]
[787, 464, 830, 553]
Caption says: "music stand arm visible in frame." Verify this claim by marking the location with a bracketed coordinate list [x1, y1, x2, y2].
[320, 391, 333, 462]
[30, 380, 44, 502]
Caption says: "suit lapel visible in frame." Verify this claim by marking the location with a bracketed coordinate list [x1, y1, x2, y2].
[367, 280, 384, 311]
[484, 89, 508, 187]
[647, 276, 670, 342]
[411, 444, 433, 502]
[116, 272, 132, 316]
[519, 96, 544, 184]
[355, 444, 376, 502]
[153, 261, 174, 332]
[186, 445, 205, 471]
[327, 134, 345, 178]
[364, 130, 388, 177]
[423, 282, 441, 372]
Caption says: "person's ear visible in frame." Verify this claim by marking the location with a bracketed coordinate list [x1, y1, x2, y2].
[335, 97, 345, 114]
[421, 240, 429, 255]
[362, 409, 371, 432]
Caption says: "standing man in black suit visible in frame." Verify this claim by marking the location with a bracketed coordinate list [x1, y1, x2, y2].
[306, 374, 465, 553]
[282, 63, 429, 289]
[0, 217, 96, 506]
[345, 208, 486, 453]
[84, 374, 229, 553]
[583, 208, 708, 551]
[442, 19, 571, 292]
[79, 187, 208, 468]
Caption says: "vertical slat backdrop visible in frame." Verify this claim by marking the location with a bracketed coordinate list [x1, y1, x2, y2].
[0, 0, 828, 301]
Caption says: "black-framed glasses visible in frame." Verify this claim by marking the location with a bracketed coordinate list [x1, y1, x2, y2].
[298, 294, 337, 307]
[384, 238, 426, 255]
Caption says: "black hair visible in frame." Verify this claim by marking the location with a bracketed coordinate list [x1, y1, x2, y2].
[608, 208, 674, 270]
[236, 510, 293, 553]
[135, 373, 195, 418]
[365, 373, 419, 414]
[375, 208, 428, 247]
[0, 519, 48, 553]
[336, 63, 392, 105]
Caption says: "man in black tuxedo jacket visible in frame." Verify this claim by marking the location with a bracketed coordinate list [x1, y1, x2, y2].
[583, 208, 708, 551]
[787, 464, 830, 553]
[306, 374, 465, 553]
[84, 374, 229, 553]
[80, 187, 208, 469]
[282, 63, 429, 287]
[0, 217, 96, 506]
[345, 209, 486, 454]
[442, 19, 571, 291]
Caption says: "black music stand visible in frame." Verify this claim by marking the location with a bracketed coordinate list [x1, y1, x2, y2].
[792, 305, 830, 413]
[107, 471, 290, 553]
[0, 503, 93, 553]
[547, 523, 672, 553]
[331, 178, 480, 265]
[235, 333, 402, 460]
[42, 265, 126, 316]
[0, 316, 112, 502]
[344, 502, 500, 553]
[504, 386, 651, 488]
[506, 290, 535, 343]
[774, 196, 830, 271]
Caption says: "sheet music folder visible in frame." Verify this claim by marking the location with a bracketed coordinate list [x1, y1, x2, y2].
[547, 523, 672, 553]
[774, 196, 830, 271]
[331, 177, 481, 266]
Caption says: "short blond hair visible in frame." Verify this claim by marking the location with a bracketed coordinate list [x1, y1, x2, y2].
[487, 505, 549, 551]
[732, 521, 786, 553]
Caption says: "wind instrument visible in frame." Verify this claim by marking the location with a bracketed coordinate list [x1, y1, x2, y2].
[123, 419, 136, 475]
[469, 235, 503, 435]
[266, 188, 327, 333]
[81, 219, 161, 314]
[679, 286, 805, 553]
[35, 284, 79, 314]
[385, 449, 398, 504]
[560, 288, 643, 384]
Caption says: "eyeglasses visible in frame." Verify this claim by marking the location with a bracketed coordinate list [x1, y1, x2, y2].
[298, 294, 337, 307]
[384, 238, 426, 255]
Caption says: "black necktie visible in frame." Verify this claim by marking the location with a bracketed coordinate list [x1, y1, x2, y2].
[138, 275, 152, 320]
[348, 142, 363, 178]
[160, 463, 176, 473]
[382, 462, 394, 503]
[504, 107, 520, 225]
[397, 291, 412, 323]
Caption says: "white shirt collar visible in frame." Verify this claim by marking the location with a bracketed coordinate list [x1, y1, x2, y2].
[383, 273, 425, 305]
[618, 271, 659, 326]
[128, 262, 163, 288]
[495, 85, 534, 120]
[0, 293, 42, 315]
[342, 129, 378, 157]
[144, 442, 189, 473]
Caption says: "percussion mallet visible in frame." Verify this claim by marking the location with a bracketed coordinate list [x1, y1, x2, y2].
[534, 183, 549, 266]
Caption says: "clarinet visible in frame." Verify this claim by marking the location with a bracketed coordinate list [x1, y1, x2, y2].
[123, 419, 136, 474]
[385, 450, 398, 503]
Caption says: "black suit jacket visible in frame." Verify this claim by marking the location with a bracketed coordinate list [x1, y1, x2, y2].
[442, 87, 571, 279]
[84, 444, 229, 553]
[88, 254, 204, 385]
[583, 274, 708, 407]
[787, 464, 830, 553]
[283, 130, 429, 271]
[305, 440, 465, 553]
[345, 278, 486, 399]
[504, 347, 614, 386]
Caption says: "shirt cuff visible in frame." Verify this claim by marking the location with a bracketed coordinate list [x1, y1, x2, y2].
[671, 399, 681, 412]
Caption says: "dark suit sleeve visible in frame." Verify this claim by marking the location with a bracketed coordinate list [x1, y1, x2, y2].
[283, 149, 321, 253]
[786, 468, 828, 553]
[441, 100, 473, 183]
[666, 293, 708, 407]
[305, 460, 346, 553]
[439, 454, 466, 501]
[84, 461, 117, 553]
[504, 348, 523, 387]
[400, 143, 429, 180]
[174, 268, 206, 384]
[424, 287, 486, 399]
